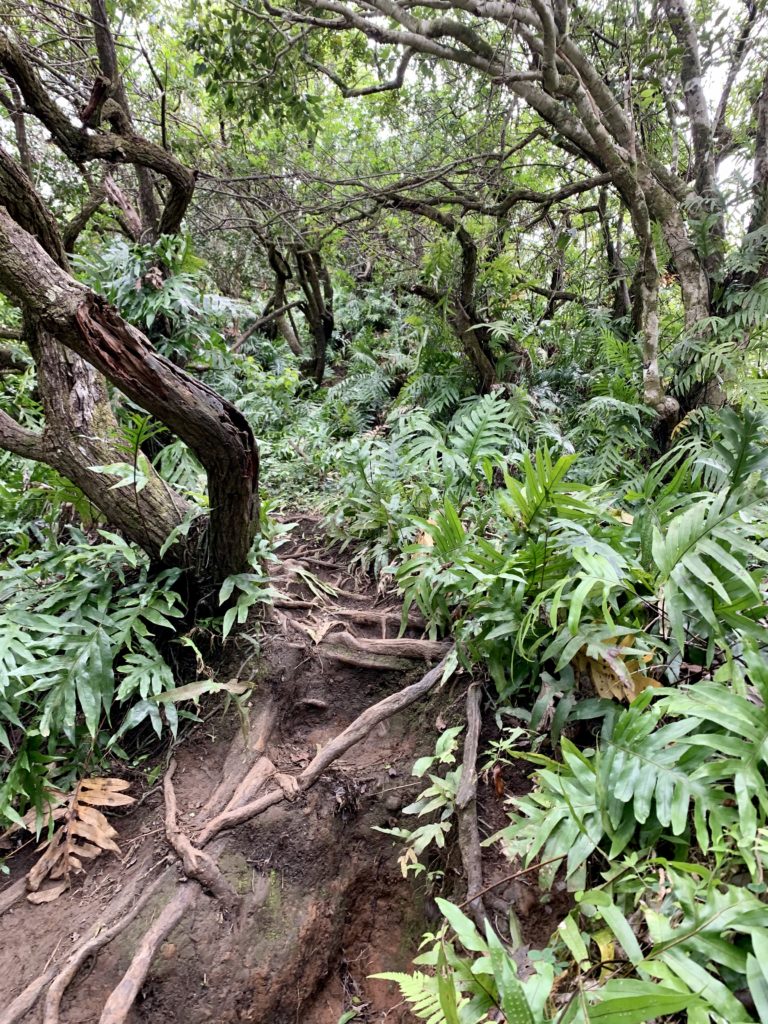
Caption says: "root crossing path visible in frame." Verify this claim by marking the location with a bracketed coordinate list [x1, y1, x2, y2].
[0, 521, 469, 1024]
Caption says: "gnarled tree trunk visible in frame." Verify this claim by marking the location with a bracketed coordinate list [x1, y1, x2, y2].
[0, 207, 258, 582]
[0, 27, 259, 587]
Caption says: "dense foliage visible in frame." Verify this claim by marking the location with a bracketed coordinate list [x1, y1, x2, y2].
[1, 0, 768, 1018]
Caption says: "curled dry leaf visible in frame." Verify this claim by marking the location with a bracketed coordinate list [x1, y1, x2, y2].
[26, 880, 69, 904]
[575, 638, 659, 704]
[25, 777, 135, 903]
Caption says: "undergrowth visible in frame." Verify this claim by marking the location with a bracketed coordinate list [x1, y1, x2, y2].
[4, 242, 768, 1021]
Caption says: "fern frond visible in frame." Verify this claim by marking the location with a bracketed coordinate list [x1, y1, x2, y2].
[692, 406, 768, 492]
[372, 972, 445, 1023]
[448, 392, 523, 467]
[652, 488, 768, 650]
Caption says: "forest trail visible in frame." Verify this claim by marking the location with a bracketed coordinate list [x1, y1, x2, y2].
[0, 519, 565, 1024]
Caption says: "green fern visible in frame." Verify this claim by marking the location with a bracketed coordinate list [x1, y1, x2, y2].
[499, 700, 709, 891]
[448, 392, 523, 469]
[497, 445, 588, 530]
[371, 972, 445, 1023]
[659, 647, 768, 869]
[651, 487, 768, 650]
[692, 405, 768, 492]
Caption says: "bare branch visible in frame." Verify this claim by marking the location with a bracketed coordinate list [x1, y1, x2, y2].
[306, 45, 415, 95]
[713, 0, 758, 145]
[0, 30, 195, 237]
[0, 409, 44, 459]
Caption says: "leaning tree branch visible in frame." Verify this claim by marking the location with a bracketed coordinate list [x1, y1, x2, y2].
[231, 300, 304, 352]
[0, 206, 258, 579]
[305, 45, 415, 96]
[90, 0, 161, 235]
[0, 30, 194, 237]
[0, 408, 44, 459]
[61, 177, 107, 252]
[455, 682, 488, 931]
[713, 0, 758, 147]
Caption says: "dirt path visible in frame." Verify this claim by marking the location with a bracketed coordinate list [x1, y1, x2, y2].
[0, 520, 565, 1023]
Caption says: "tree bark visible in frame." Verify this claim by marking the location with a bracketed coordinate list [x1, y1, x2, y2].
[0, 32, 257, 585]
[89, 0, 161, 239]
[0, 207, 258, 581]
[267, 247, 303, 356]
[598, 189, 631, 326]
[391, 198, 497, 390]
[294, 247, 334, 384]
[278, 0, 767, 412]
[0, 30, 195, 239]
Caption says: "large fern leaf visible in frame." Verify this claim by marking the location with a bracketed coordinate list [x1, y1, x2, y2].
[651, 488, 768, 649]
[693, 406, 768, 492]
[448, 393, 521, 468]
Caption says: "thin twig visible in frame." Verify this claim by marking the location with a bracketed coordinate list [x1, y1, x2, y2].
[456, 855, 566, 910]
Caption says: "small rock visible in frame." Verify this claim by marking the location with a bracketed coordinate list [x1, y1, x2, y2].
[161, 942, 176, 960]
[383, 790, 405, 811]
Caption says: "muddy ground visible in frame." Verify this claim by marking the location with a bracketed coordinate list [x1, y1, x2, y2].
[0, 520, 566, 1023]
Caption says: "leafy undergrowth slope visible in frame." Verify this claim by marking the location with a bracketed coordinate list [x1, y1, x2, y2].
[0, 520, 554, 1024]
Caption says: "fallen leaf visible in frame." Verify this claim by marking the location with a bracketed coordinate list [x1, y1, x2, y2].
[576, 640, 660, 703]
[25, 777, 135, 900]
[27, 880, 69, 903]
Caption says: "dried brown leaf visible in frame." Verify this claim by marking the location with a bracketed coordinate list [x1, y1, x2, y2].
[79, 777, 133, 795]
[25, 777, 127, 894]
[27, 830, 66, 891]
[76, 804, 116, 834]
[27, 881, 69, 904]
[78, 789, 135, 807]
[577, 639, 660, 703]
[70, 819, 121, 853]
[75, 841, 105, 859]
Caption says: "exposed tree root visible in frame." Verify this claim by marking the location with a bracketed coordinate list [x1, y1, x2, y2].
[7, 649, 457, 1024]
[200, 703, 276, 817]
[1, 963, 60, 1024]
[197, 649, 455, 843]
[98, 884, 198, 1024]
[196, 787, 286, 846]
[0, 876, 26, 917]
[331, 607, 426, 638]
[297, 649, 454, 785]
[41, 871, 168, 1024]
[91, 654, 459, 1019]
[225, 754, 280, 810]
[0, 854, 169, 1024]
[455, 683, 488, 931]
[318, 631, 450, 670]
[328, 587, 371, 602]
[326, 631, 448, 661]
[164, 760, 237, 906]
